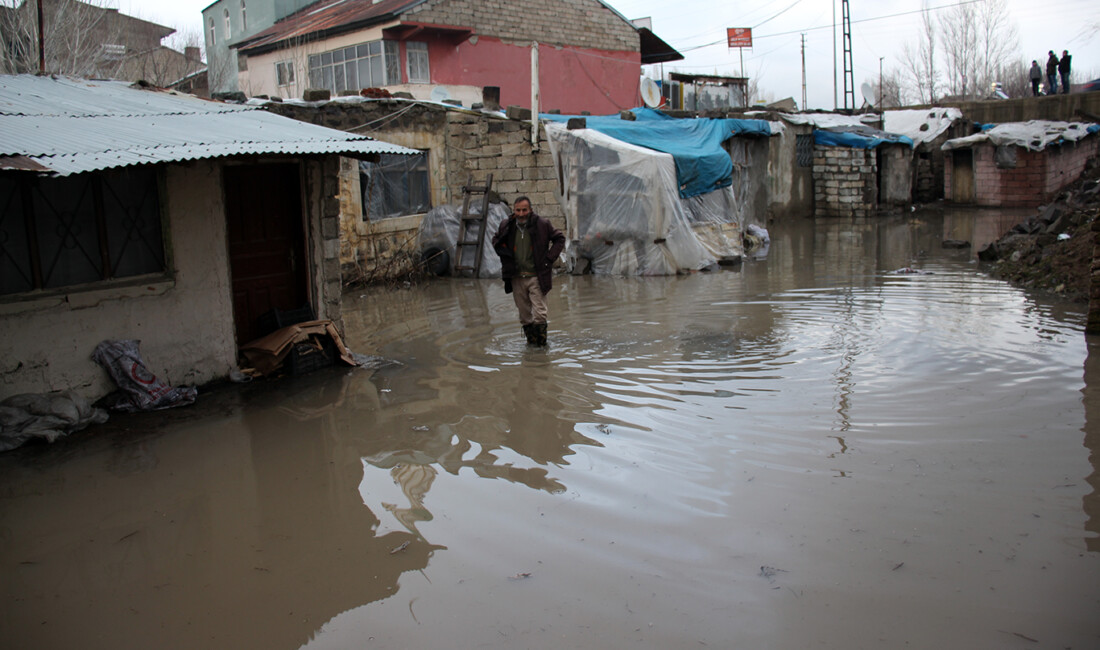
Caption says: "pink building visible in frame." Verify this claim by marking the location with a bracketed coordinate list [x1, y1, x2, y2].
[232, 0, 680, 114]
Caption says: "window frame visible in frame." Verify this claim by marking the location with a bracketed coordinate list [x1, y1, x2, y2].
[240, 0, 247, 31]
[208, 17, 216, 45]
[275, 60, 296, 87]
[223, 8, 230, 38]
[0, 167, 169, 298]
[308, 40, 399, 95]
[360, 151, 432, 222]
[406, 41, 429, 84]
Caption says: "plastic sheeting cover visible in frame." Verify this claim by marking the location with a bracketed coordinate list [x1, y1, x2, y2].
[545, 122, 745, 276]
[542, 107, 771, 198]
[814, 125, 915, 149]
[779, 113, 880, 128]
[883, 108, 964, 146]
[0, 390, 107, 452]
[942, 120, 1099, 152]
[418, 202, 510, 277]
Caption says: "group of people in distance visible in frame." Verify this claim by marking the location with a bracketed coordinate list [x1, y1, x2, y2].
[1030, 50, 1072, 96]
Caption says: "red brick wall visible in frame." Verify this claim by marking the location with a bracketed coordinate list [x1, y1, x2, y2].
[946, 134, 1098, 207]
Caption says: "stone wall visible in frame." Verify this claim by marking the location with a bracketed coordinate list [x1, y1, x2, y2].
[265, 101, 561, 280]
[935, 91, 1100, 124]
[812, 146, 877, 218]
[406, 0, 638, 52]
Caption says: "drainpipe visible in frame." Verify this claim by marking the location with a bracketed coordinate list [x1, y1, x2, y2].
[531, 41, 540, 152]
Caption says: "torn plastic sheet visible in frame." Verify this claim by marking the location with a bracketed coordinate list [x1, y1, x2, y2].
[544, 122, 744, 276]
[418, 202, 509, 277]
[0, 390, 108, 452]
[883, 108, 964, 146]
[942, 121, 1099, 152]
[92, 340, 197, 412]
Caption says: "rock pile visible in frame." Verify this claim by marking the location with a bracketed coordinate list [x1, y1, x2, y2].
[977, 155, 1100, 302]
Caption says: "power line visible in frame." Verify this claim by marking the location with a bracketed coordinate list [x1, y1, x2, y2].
[676, 0, 985, 53]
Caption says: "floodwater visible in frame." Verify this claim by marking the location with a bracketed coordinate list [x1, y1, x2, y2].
[2, 209, 1100, 649]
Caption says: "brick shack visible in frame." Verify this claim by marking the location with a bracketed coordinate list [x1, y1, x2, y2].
[943, 121, 1099, 208]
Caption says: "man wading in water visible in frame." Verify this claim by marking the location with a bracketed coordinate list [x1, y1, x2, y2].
[492, 196, 565, 346]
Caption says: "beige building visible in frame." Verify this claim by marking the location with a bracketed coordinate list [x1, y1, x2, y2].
[0, 75, 415, 401]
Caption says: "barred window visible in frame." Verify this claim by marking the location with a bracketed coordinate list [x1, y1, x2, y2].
[308, 41, 399, 95]
[796, 133, 814, 167]
[406, 41, 429, 84]
[0, 168, 166, 296]
[360, 152, 431, 220]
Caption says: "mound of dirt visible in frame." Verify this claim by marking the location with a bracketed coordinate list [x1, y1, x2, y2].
[978, 156, 1100, 302]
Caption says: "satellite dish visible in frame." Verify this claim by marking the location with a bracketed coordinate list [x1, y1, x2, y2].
[861, 82, 876, 107]
[429, 86, 450, 103]
[640, 78, 661, 108]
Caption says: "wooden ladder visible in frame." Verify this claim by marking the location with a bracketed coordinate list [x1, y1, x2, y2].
[452, 173, 494, 277]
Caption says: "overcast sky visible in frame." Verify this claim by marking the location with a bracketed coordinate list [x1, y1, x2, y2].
[120, 0, 1099, 110]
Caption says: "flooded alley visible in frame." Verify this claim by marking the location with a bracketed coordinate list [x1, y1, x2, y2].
[2, 209, 1099, 649]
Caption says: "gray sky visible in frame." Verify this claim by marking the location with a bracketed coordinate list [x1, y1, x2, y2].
[120, 0, 1099, 110]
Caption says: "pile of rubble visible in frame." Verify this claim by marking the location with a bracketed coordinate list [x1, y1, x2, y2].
[978, 156, 1100, 302]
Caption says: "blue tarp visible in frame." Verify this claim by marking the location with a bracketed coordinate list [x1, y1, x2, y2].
[541, 107, 772, 198]
[813, 126, 915, 149]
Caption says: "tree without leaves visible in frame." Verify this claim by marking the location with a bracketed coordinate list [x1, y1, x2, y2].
[898, 2, 938, 104]
[0, 0, 128, 76]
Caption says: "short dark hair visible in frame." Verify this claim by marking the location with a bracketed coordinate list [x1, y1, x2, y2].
[513, 196, 532, 208]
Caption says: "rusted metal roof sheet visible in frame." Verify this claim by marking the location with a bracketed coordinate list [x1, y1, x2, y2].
[237, 0, 427, 54]
[0, 75, 416, 176]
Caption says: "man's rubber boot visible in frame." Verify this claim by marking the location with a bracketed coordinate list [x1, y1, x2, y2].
[523, 324, 537, 345]
[535, 323, 548, 347]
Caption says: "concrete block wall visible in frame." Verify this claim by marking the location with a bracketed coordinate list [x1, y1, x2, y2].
[812, 146, 877, 218]
[443, 112, 561, 222]
[407, 0, 638, 52]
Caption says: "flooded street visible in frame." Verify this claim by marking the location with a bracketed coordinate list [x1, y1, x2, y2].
[3, 209, 1099, 649]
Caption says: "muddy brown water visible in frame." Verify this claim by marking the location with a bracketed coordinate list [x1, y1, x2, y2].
[2, 210, 1099, 649]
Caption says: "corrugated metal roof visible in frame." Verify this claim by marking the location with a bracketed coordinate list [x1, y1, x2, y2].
[0, 75, 417, 176]
[237, 0, 425, 54]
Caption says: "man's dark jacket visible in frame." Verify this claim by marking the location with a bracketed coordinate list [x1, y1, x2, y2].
[1059, 53, 1071, 74]
[492, 212, 565, 295]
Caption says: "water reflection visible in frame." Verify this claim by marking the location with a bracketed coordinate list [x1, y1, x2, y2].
[1082, 338, 1100, 551]
[2, 206, 1098, 650]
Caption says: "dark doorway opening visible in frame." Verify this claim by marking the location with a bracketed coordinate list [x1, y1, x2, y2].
[225, 163, 309, 345]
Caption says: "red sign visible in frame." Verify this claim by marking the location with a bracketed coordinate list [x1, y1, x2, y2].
[727, 28, 752, 49]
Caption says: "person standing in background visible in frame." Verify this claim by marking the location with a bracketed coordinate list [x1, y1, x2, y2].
[1046, 51, 1060, 95]
[1029, 60, 1042, 96]
[1059, 50, 1072, 94]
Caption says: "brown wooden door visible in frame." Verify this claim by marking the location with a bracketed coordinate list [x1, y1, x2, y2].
[951, 149, 975, 203]
[225, 163, 308, 345]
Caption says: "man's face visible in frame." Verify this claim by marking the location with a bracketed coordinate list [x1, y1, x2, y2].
[514, 201, 532, 220]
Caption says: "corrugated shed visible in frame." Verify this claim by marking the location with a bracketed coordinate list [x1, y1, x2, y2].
[0, 75, 417, 176]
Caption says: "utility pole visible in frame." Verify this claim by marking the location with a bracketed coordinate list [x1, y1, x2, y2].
[842, 0, 854, 110]
[832, 0, 837, 110]
[878, 56, 884, 110]
[801, 34, 807, 111]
